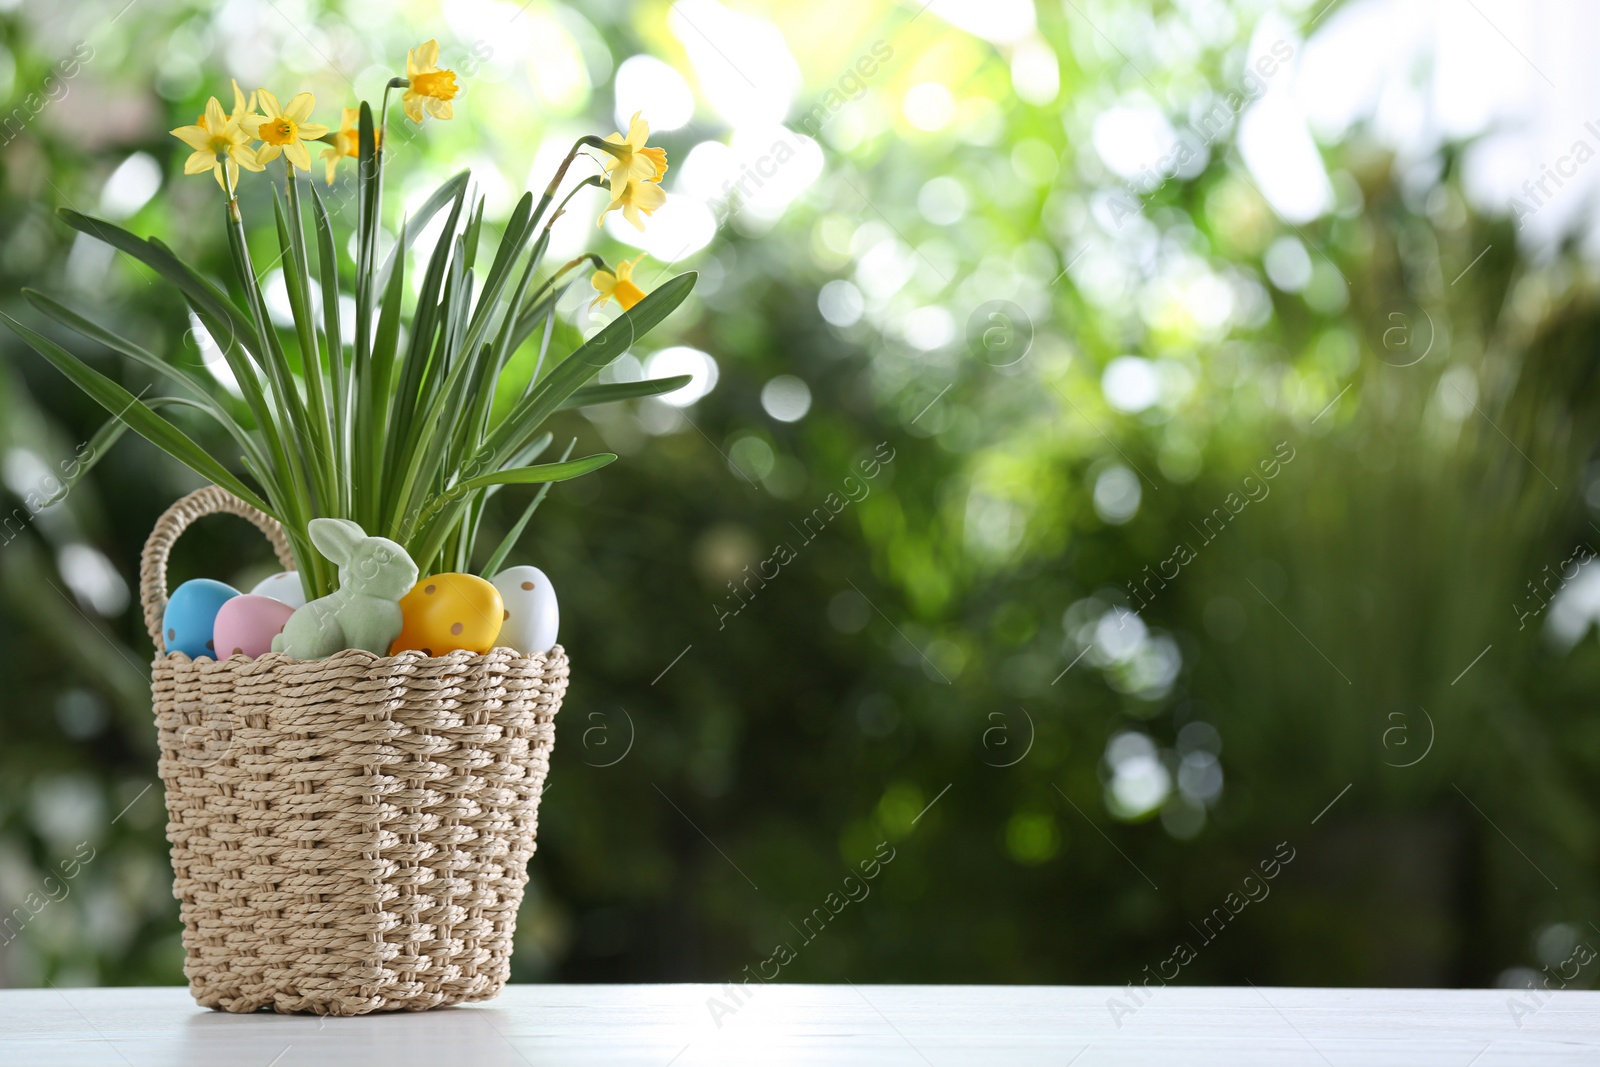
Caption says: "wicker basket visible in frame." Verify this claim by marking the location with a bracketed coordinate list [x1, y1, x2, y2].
[140, 486, 564, 1015]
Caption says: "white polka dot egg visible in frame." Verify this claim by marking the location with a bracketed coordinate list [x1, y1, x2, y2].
[491, 566, 559, 655]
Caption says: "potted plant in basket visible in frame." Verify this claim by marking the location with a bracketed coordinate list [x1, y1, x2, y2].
[1, 40, 693, 1015]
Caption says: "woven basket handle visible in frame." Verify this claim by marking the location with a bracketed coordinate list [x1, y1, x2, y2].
[140, 486, 296, 652]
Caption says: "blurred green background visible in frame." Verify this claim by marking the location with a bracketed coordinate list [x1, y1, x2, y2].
[3, 0, 1600, 997]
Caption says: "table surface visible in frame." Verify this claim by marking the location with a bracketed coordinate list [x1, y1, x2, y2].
[1, 984, 1596, 1065]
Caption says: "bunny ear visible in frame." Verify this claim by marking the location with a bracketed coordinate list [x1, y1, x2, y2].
[308, 518, 365, 565]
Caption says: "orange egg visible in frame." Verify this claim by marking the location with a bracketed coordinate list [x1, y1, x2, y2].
[390, 572, 505, 657]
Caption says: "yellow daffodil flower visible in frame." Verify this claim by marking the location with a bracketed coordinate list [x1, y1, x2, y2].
[403, 40, 459, 123]
[591, 254, 649, 311]
[184, 79, 255, 130]
[242, 89, 329, 172]
[600, 111, 668, 200]
[225, 78, 256, 123]
[321, 107, 380, 184]
[598, 177, 667, 231]
[170, 95, 264, 193]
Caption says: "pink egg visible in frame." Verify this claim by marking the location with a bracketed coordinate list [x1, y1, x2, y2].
[213, 594, 296, 659]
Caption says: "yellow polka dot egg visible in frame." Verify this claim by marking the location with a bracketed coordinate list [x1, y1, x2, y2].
[390, 572, 504, 657]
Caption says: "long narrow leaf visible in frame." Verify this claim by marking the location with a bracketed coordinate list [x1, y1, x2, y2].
[388, 245, 469, 523]
[354, 102, 378, 370]
[126, 232, 285, 481]
[560, 375, 693, 410]
[76, 222, 295, 506]
[478, 438, 576, 577]
[408, 452, 615, 565]
[223, 201, 315, 511]
[385, 182, 468, 498]
[221, 198, 320, 585]
[530, 291, 559, 385]
[19, 289, 267, 470]
[458, 192, 534, 361]
[462, 195, 485, 275]
[368, 227, 407, 504]
[375, 169, 471, 292]
[273, 187, 335, 503]
[484, 271, 697, 464]
[58, 209, 258, 356]
[460, 229, 550, 467]
[506, 256, 598, 356]
[283, 172, 336, 500]
[1, 312, 275, 517]
[307, 181, 350, 513]
[32, 395, 210, 507]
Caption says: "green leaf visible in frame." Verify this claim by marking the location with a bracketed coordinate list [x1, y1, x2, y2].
[62, 394, 230, 498]
[354, 102, 378, 369]
[57, 209, 257, 358]
[459, 229, 550, 470]
[559, 375, 693, 410]
[20, 289, 273, 484]
[485, 271, 697, 463]
[385, 182, 469, 496]
[376, 169, 471, 292]
[507, 262, 588, 356]
[1, 311, 276, 518]
[460, 192, 534, 360]
[369, 225, 407, 485]
[222, 198, 317, 554]
[408, 451, 614, 567]
[462, 194, 486, 275]
[478, 438, 575, 577]
[453, 451, 615, 493]
[30, 399, 202, 507]
[308, 180, 350, 513]
[282, 172, 336, 500]
[273, 190, 334, 510]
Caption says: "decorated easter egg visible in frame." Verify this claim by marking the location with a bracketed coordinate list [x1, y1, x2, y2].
[390, 573, 505, 656]
[213, 594, 296, 659]
[249, 570, 308, 609]
[491, 566, 559, 654]
[162, 579, 239, 659]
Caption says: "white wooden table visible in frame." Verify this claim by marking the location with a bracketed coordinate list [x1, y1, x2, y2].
[1, 984, 1595, 1065]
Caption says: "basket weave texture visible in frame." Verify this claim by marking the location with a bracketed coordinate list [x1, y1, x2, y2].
[141, 487, 564, 1015]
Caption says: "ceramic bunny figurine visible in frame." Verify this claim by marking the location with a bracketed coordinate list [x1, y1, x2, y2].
[271, 518, 419, 659]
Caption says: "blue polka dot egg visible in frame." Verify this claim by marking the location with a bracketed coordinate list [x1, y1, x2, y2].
[162, 579, 239, 659]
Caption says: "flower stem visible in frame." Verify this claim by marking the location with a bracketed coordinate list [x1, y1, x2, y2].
[546, 174, 606, 234]
[529, 136, 616, 233]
